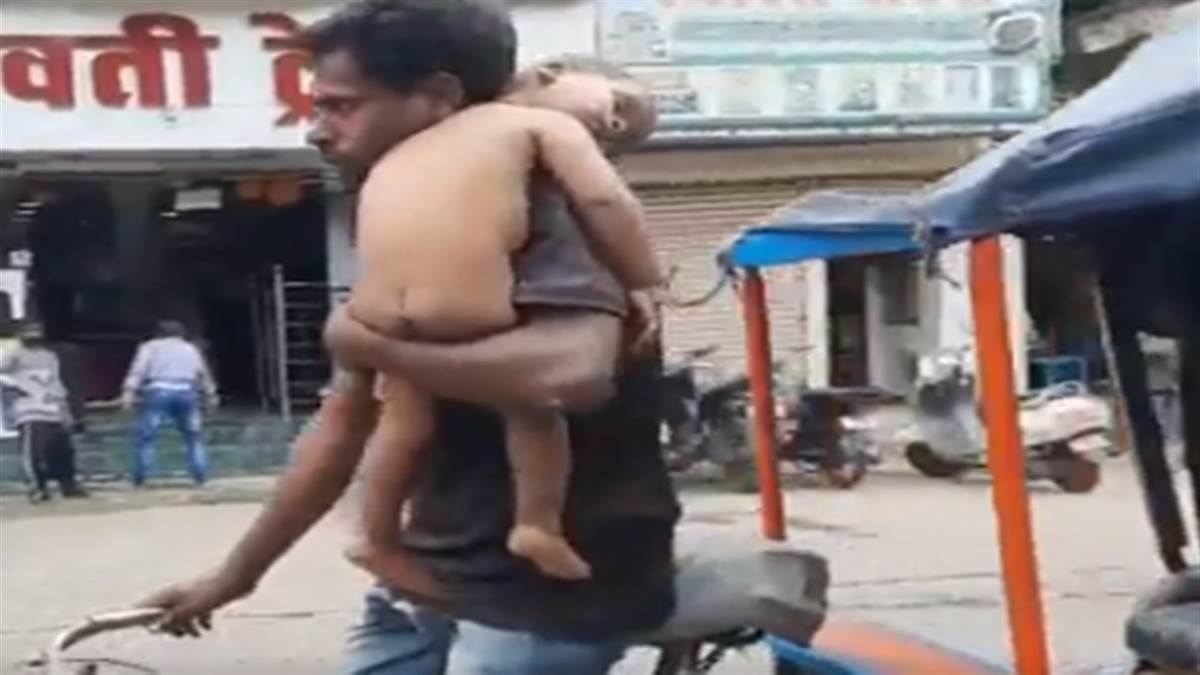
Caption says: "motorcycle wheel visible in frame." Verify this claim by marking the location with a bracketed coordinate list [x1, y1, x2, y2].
[1052, 452, 1102, 494]
[905, 442, 971, 479]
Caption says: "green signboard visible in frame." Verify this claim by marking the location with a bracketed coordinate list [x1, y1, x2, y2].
[597, 0, 1062, 142]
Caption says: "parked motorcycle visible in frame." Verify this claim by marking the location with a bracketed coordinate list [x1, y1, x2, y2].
[775, 386, 901, 489]
[661, 346, 883, 488]
[900, 350, 1111, 493]
[660, 346, 752, 474]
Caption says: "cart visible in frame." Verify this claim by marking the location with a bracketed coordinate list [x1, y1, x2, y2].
[726, 12, 1199, 675]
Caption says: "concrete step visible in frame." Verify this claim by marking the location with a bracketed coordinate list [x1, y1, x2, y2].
[0, 409, 308, 484]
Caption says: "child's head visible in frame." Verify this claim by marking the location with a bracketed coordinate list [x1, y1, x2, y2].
[510, 55, 657, 153]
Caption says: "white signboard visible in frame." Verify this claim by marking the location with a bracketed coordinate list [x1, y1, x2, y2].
[0, 0, 594, 154]
[598, 0, 1062, 141]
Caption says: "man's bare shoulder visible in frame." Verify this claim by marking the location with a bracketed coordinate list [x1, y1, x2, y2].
[363, 104, 537, 182]
[453, 103, 585, 136]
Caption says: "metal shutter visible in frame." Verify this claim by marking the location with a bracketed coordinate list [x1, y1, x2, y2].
[638, 181, 810, 377]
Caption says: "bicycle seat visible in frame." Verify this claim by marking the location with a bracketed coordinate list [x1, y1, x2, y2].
[1125, 568, 1200, 672]
[642, 547, 829, 645]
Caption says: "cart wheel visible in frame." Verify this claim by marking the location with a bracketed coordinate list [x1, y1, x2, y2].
[905, 442, 970, 478]
[1053, 455, 1101, 493]
[823, 457, 867, 489]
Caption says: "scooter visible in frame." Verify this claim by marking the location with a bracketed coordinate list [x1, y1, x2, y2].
[899, 350, 1110, 493]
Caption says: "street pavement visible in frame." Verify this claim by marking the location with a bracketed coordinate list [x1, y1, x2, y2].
[0, 458, 1187, 675]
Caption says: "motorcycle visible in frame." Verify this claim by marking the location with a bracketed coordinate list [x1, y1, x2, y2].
[774, 386, 901, 489]
[661, 346, 883, 489]
[660, 346, 754, 476]
[899, 350, 1111, 493]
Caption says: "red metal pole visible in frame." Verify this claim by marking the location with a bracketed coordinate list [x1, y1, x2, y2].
[741, 268, 786, 541]
[969, 237, 1051, 675]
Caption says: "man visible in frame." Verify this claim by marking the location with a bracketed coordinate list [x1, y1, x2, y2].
[0, 322, 87, 501]
[142, 2, 679, 674]
[122, 319, 218, 486]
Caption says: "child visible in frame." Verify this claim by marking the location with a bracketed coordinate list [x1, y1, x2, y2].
[337, 57, 661, 582]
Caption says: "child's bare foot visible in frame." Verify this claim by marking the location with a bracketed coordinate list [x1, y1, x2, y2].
[507, 525, 592, 580]
[344, 539, 447, 601]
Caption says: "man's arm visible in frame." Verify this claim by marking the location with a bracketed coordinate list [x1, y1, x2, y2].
[531, 111, 663, 291]
[142, 372, 378, 635]
[326, 305, 622, 412]
[192, 345, 219, 402]
[122, 342, 152, 398]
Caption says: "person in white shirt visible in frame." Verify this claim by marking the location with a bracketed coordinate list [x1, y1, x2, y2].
[122, 319, 218, 486]
[0, 323, 87, 501]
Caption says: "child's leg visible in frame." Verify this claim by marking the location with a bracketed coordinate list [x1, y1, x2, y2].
[504, 408, 592, 580]
[346, 376, 442, 597]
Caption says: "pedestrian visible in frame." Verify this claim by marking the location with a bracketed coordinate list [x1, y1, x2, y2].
[121, 319, 218, 486]
[0, 322, 88, 502]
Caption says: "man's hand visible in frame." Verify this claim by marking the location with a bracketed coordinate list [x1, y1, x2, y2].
[139, 570, 255, 637]
[120, 391, 136, 412]
[625, 289, 662, 360]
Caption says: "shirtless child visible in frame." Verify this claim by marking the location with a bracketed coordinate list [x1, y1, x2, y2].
[334, 57, 661, 583]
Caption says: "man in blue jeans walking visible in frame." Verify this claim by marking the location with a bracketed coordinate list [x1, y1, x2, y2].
[122, 319, 218, 486]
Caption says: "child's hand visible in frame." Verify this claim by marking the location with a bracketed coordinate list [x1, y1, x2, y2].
[624, 289, 661, 359]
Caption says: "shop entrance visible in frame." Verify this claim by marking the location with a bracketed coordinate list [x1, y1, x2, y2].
[13, 175, 328, 410]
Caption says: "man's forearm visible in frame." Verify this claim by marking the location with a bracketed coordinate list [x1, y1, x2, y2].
[327, 308, 621, 411]
[219, 376, 376, 586]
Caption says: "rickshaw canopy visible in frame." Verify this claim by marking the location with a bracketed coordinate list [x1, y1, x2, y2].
[726, 18, 1200, 269]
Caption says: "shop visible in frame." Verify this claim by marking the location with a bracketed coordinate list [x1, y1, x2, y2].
[0, 0, 597, 416]
[598, 0, 1058, 381]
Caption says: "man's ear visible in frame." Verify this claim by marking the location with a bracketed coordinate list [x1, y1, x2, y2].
[419, 72, 465, 111]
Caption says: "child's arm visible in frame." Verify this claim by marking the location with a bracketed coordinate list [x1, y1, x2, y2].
[530, 111, 663, 291]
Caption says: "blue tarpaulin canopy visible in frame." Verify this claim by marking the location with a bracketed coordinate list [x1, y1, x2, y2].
[727, 18, 1200, 269]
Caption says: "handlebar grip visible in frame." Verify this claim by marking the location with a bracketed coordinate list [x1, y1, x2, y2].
[48, 608, 165, 674]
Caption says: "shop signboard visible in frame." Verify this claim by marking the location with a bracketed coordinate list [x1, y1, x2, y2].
[0, 0, 593, 154]
[597, 0, 1062, 142]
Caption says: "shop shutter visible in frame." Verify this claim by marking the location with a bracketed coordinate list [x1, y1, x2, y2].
[637, 181, 810, 377]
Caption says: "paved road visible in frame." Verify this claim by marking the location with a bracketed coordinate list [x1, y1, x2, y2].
[0, 458, 1184, 674]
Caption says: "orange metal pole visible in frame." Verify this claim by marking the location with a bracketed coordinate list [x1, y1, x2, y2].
[741, 269, 786, 541]
[969, 237, 1051, 675]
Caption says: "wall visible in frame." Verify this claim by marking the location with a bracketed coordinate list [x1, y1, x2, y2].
[864, 238, 1029, 395]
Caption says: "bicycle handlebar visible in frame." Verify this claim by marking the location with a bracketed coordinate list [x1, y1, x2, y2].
[47, 609, 164, 675]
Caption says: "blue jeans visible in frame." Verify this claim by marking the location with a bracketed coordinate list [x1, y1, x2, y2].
[343, 588, 627, 675]
[132, 388, 206, 485]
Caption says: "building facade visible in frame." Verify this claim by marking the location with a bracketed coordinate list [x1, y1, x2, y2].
[598, 0, 1055, 384]
[1, 0, 1057, 431]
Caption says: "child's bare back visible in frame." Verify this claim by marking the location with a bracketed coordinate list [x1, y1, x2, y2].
[350, 102, 657, 341]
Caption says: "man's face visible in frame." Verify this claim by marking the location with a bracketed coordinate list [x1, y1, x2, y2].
[307, 50, 455, 179]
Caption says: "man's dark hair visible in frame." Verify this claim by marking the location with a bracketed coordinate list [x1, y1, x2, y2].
[305, 0, 517, 104]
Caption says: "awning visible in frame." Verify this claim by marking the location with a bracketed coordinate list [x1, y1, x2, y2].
[726, 16, 1199, 268]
